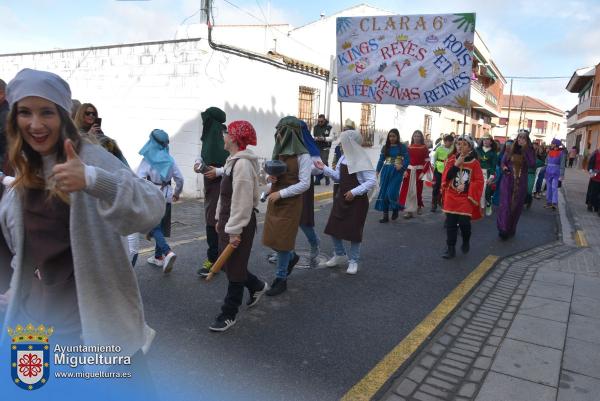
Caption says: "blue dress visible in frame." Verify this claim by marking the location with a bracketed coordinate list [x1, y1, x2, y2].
[375, 144, 409, 211]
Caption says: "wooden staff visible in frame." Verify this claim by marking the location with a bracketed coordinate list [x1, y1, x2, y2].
[205, 243, 236, 281]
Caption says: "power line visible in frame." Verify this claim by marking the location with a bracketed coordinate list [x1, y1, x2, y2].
[255, 0, 268, 23]
[219, 0, 325, 56]
[504, 76, 571, 80]
[221, 0, 264, 23]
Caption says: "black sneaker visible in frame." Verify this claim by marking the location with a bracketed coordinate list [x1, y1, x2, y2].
[247, 281, 269, 308]
[391, 210, 399, 220]
[209, 315, 236, 332]
[266, 278, 287, 296]
[461, 241, 470, 254]
[287, 253, 300, 277]
[196, 260, 214, 277]
[442, 246, 456, 259]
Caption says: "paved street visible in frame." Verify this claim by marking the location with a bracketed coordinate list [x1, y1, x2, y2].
[377, 168, 600, 401]
[135, 183, 557, 401]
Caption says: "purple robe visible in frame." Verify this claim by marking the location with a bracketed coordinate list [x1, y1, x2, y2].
[497, 147, 535, 236]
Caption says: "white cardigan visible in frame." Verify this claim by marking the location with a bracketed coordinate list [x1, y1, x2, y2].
[0, 142, 165, 356]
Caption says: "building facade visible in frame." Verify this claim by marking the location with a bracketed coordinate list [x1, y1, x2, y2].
[0, 4, 506, 196]
[492, 95, 567, 144]
[566, 64, 600, 169]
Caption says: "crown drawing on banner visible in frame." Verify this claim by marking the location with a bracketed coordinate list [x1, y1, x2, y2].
[396, 34, 409, 42]
[7, 324, 54, 343]
[433, 48, 446, 56]
[342, 41, 352, 49]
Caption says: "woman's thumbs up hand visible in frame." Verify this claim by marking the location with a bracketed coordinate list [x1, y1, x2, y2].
[52, 139, 87, 193]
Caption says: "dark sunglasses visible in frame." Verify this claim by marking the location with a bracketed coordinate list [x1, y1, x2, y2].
[85, 111, 97, 117]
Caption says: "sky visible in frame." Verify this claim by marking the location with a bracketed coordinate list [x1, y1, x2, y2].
[1, 0, 598, 111]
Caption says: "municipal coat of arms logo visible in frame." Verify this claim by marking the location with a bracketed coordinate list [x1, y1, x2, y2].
[8, 323, 53, 390]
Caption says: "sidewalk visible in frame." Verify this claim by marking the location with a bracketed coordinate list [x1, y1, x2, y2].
[377, 168, 600, 401]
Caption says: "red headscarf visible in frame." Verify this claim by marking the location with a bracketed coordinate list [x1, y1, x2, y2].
[228, 120, 257, 150]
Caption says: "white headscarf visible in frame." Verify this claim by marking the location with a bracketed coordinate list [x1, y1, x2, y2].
[340, 130, 373, 174]
[6, 68, 72, 112]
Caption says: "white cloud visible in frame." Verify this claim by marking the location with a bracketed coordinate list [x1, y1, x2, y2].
[518, 0, 600, 21]
[73, 2, 181, 45]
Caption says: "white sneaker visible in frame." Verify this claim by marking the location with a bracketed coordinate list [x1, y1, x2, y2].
[485, 205, 493, 216]
[346, 261, 358, 275]
[325, 254, 348, 267]
[162, 251, 177, 273]
[147, 256, 164, 267]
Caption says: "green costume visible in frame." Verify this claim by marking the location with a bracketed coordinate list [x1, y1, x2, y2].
[434, 145, 453, 173]
[200, 107, 229, 166]
[272, 116, 308, 159]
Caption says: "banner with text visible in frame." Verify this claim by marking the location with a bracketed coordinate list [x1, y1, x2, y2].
[336, 13, 476, 107]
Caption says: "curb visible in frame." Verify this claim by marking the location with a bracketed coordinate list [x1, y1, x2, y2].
[375, 240, 576, 401]
[559, 185, 587, 247]
[342, 255, 500, 401]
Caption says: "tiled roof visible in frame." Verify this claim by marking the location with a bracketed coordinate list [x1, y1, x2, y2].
[267, 51, 329, 77]
[501, 95, 564, 116]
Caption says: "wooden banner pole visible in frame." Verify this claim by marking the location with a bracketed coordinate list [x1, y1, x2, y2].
[463, 83, 471, 137]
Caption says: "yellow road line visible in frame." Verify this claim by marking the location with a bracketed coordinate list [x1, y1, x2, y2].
[139, 235, 207, 255]
[139, 217, 268, 254]
[574, 230, 588, 247]
[340, 255, 500, 401]
[314, 191, 333, 201]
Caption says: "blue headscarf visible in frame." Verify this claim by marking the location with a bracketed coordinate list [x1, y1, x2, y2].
[139, 129, 175, 181]
[300, 121, 321, 158]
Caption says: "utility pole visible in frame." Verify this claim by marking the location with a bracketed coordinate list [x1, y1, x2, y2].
[517, 95, 525, 130]
[505, 78, 513, 139]
[201, 0, 210, 24]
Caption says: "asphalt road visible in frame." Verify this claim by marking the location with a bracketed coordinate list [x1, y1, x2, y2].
[136, 192, 558, 401]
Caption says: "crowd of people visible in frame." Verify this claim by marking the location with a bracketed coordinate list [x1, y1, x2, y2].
[0, 67, 597, 348]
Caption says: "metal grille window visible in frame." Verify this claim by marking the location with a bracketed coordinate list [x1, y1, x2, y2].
[298, 86, 319, 130]
[360, 103, 376, 146]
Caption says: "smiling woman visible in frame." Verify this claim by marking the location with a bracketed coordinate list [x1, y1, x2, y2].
[0, 68, 165, 396]
[16, 98, 62, 155]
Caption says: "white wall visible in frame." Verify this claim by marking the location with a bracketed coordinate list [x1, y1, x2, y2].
[0, 34, 327, 197]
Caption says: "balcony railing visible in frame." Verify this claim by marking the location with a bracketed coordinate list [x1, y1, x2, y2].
[471, 80, 499, 109]
[577, 96, 600, 114]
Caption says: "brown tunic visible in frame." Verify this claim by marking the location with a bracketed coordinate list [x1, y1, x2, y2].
[216, 160, 257, 282]
[22, 189, 81, 338]
[262, 155, 303, 251]
[204, 175, 222, 227]
[300, 179, 315, 227]
[324, 164, 370, 243]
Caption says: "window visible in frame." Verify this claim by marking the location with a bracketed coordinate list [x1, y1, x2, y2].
[499, 117, 508, 126]
[423, 115, 432, 137]
[535, 120, 548, 136]
[360, 103, 376, 146]
[298, 86, 319, 130]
